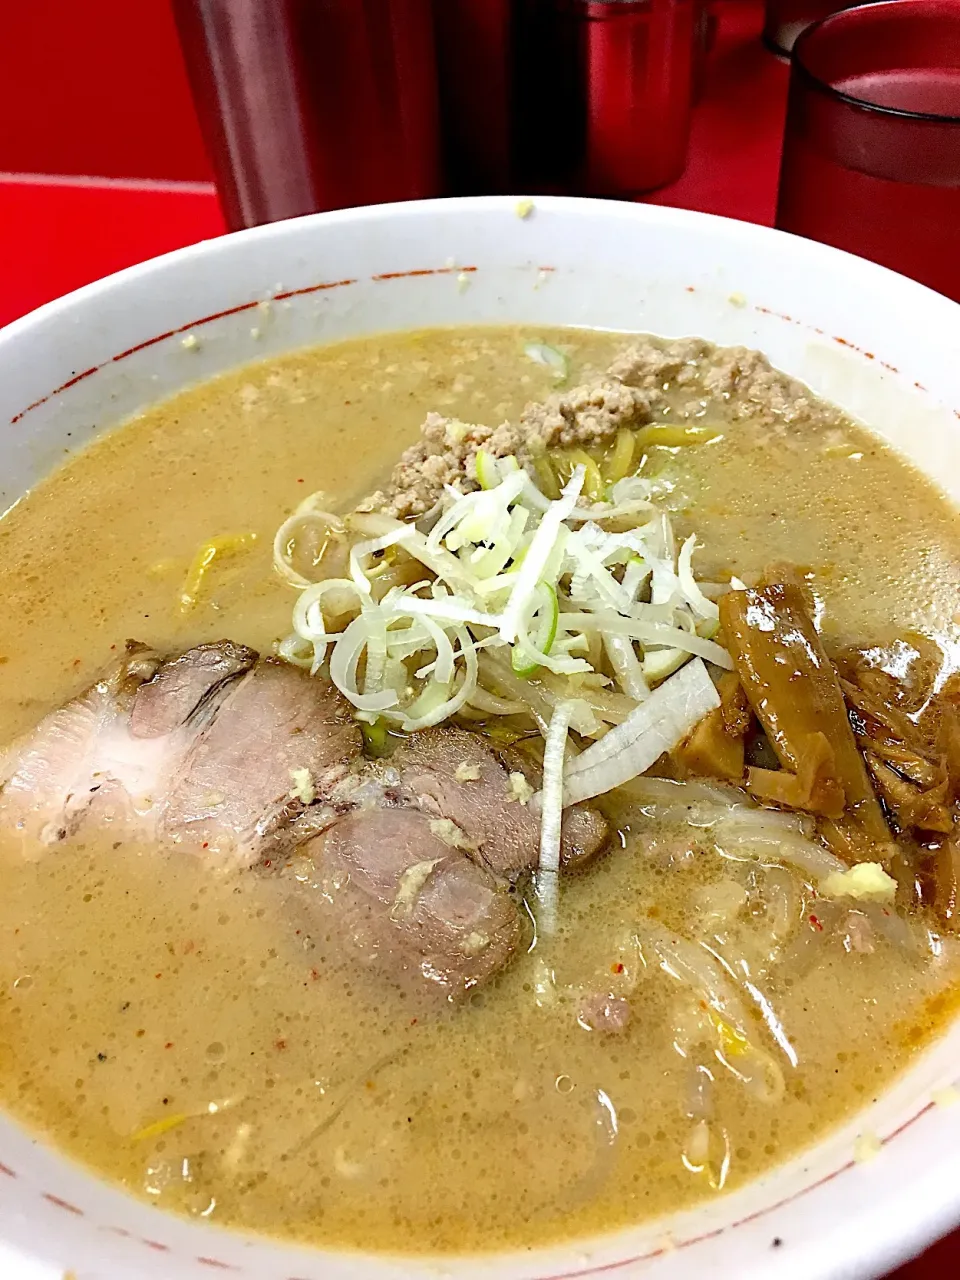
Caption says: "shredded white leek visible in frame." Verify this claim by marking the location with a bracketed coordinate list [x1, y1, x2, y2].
[500, 466, 584, 643]
[524, 342, 569, 379]
[677, 535, 720, 622]
[276, 456, 729, 738]
[536, 701, 575, 936]
[273, 492, 345, 588]
[539, 701, 573, 874]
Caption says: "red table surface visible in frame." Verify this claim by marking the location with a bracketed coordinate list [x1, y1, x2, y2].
[0, 2, 955, 1275]
[0, 0, 792, 330]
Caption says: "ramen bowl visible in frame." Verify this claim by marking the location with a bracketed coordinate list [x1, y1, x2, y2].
[0, 197, 959, 1280]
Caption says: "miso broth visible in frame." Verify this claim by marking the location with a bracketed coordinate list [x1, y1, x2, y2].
[0, 326, 958, 1254]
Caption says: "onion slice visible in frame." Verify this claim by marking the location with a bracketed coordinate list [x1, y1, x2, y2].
[677, 534, 720, 621]
[273, 491, 345, 588]
[524, 342, 569, 378]
[536, 700, 576, 937]
[538, 701, 576, 877]
[562, 658, 721, 806]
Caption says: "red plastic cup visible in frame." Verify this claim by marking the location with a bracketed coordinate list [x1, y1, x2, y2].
[173, 0, 441, 231]
[763, 0, 881, 58]
[433, 0, 512, 194]
[775, 1, 960, 302]
[693, 0, 718, 102]
[577, 0, 698, 193]
[513, 0, 698, 197]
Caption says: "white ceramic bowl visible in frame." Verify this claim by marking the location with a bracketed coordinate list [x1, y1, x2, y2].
[1, 197, 960, 1280]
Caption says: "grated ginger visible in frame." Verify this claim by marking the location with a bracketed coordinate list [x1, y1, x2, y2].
[429, 818, 477, 851]
[507, 772, 535, 805]
[820, 863, 897, 904]
[289, 768, 315, 805]
[391, 858, 443, 920]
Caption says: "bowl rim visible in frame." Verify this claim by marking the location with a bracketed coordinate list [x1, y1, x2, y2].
[5, 192, 960, 347]
[1, 194, 960, 1280]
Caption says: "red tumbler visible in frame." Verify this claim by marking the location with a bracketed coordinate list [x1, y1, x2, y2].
[172, 0, 441, 230]
[433, 0, 512, 194]
[776, 1, 960, 302]
[513, 0, 698, 196]
[693, 0, 718, 102]
[763, 0, 882, 58]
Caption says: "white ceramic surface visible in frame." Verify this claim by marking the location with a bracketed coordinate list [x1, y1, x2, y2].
[1, 197, 959, 1280]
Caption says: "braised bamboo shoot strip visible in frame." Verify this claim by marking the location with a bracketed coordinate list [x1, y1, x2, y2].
[718, 583, 889, 852]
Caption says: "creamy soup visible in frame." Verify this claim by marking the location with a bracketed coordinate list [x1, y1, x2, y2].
[0, 326, 959, 1254]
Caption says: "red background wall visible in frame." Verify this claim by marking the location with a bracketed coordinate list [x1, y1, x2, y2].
[0, 0, 210, 181]
[0, 5, 957, 1279]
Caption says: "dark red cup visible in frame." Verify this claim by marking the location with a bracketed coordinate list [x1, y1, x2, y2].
[762, 0, 882, 58]
[433, 0, 512, 194]
[173, 0, 441, 231]
[775, 1, 960, 302]
[512, 0, 698, 197]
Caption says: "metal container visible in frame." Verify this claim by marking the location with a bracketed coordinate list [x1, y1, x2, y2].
[433, 0, 513, 194]
[513, 0, 698, 196]
[173, 0, 441, 230]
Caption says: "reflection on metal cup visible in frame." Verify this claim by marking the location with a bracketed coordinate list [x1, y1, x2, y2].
[173, 0, 441, 231]
[174, 0, 698, 224]
[513, 0, 697, 197]
[433, 0, 513, 194]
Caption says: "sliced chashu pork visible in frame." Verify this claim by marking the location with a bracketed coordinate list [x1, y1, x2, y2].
[0, 641, 608, 1000]
[0, 642, 358, 862]
[158, 657, 359, 857]
[129, 639, 256, 737]
[298, 807, 523, 999]
[390, 725, 609, 876]
[0, 643, 189, 846]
